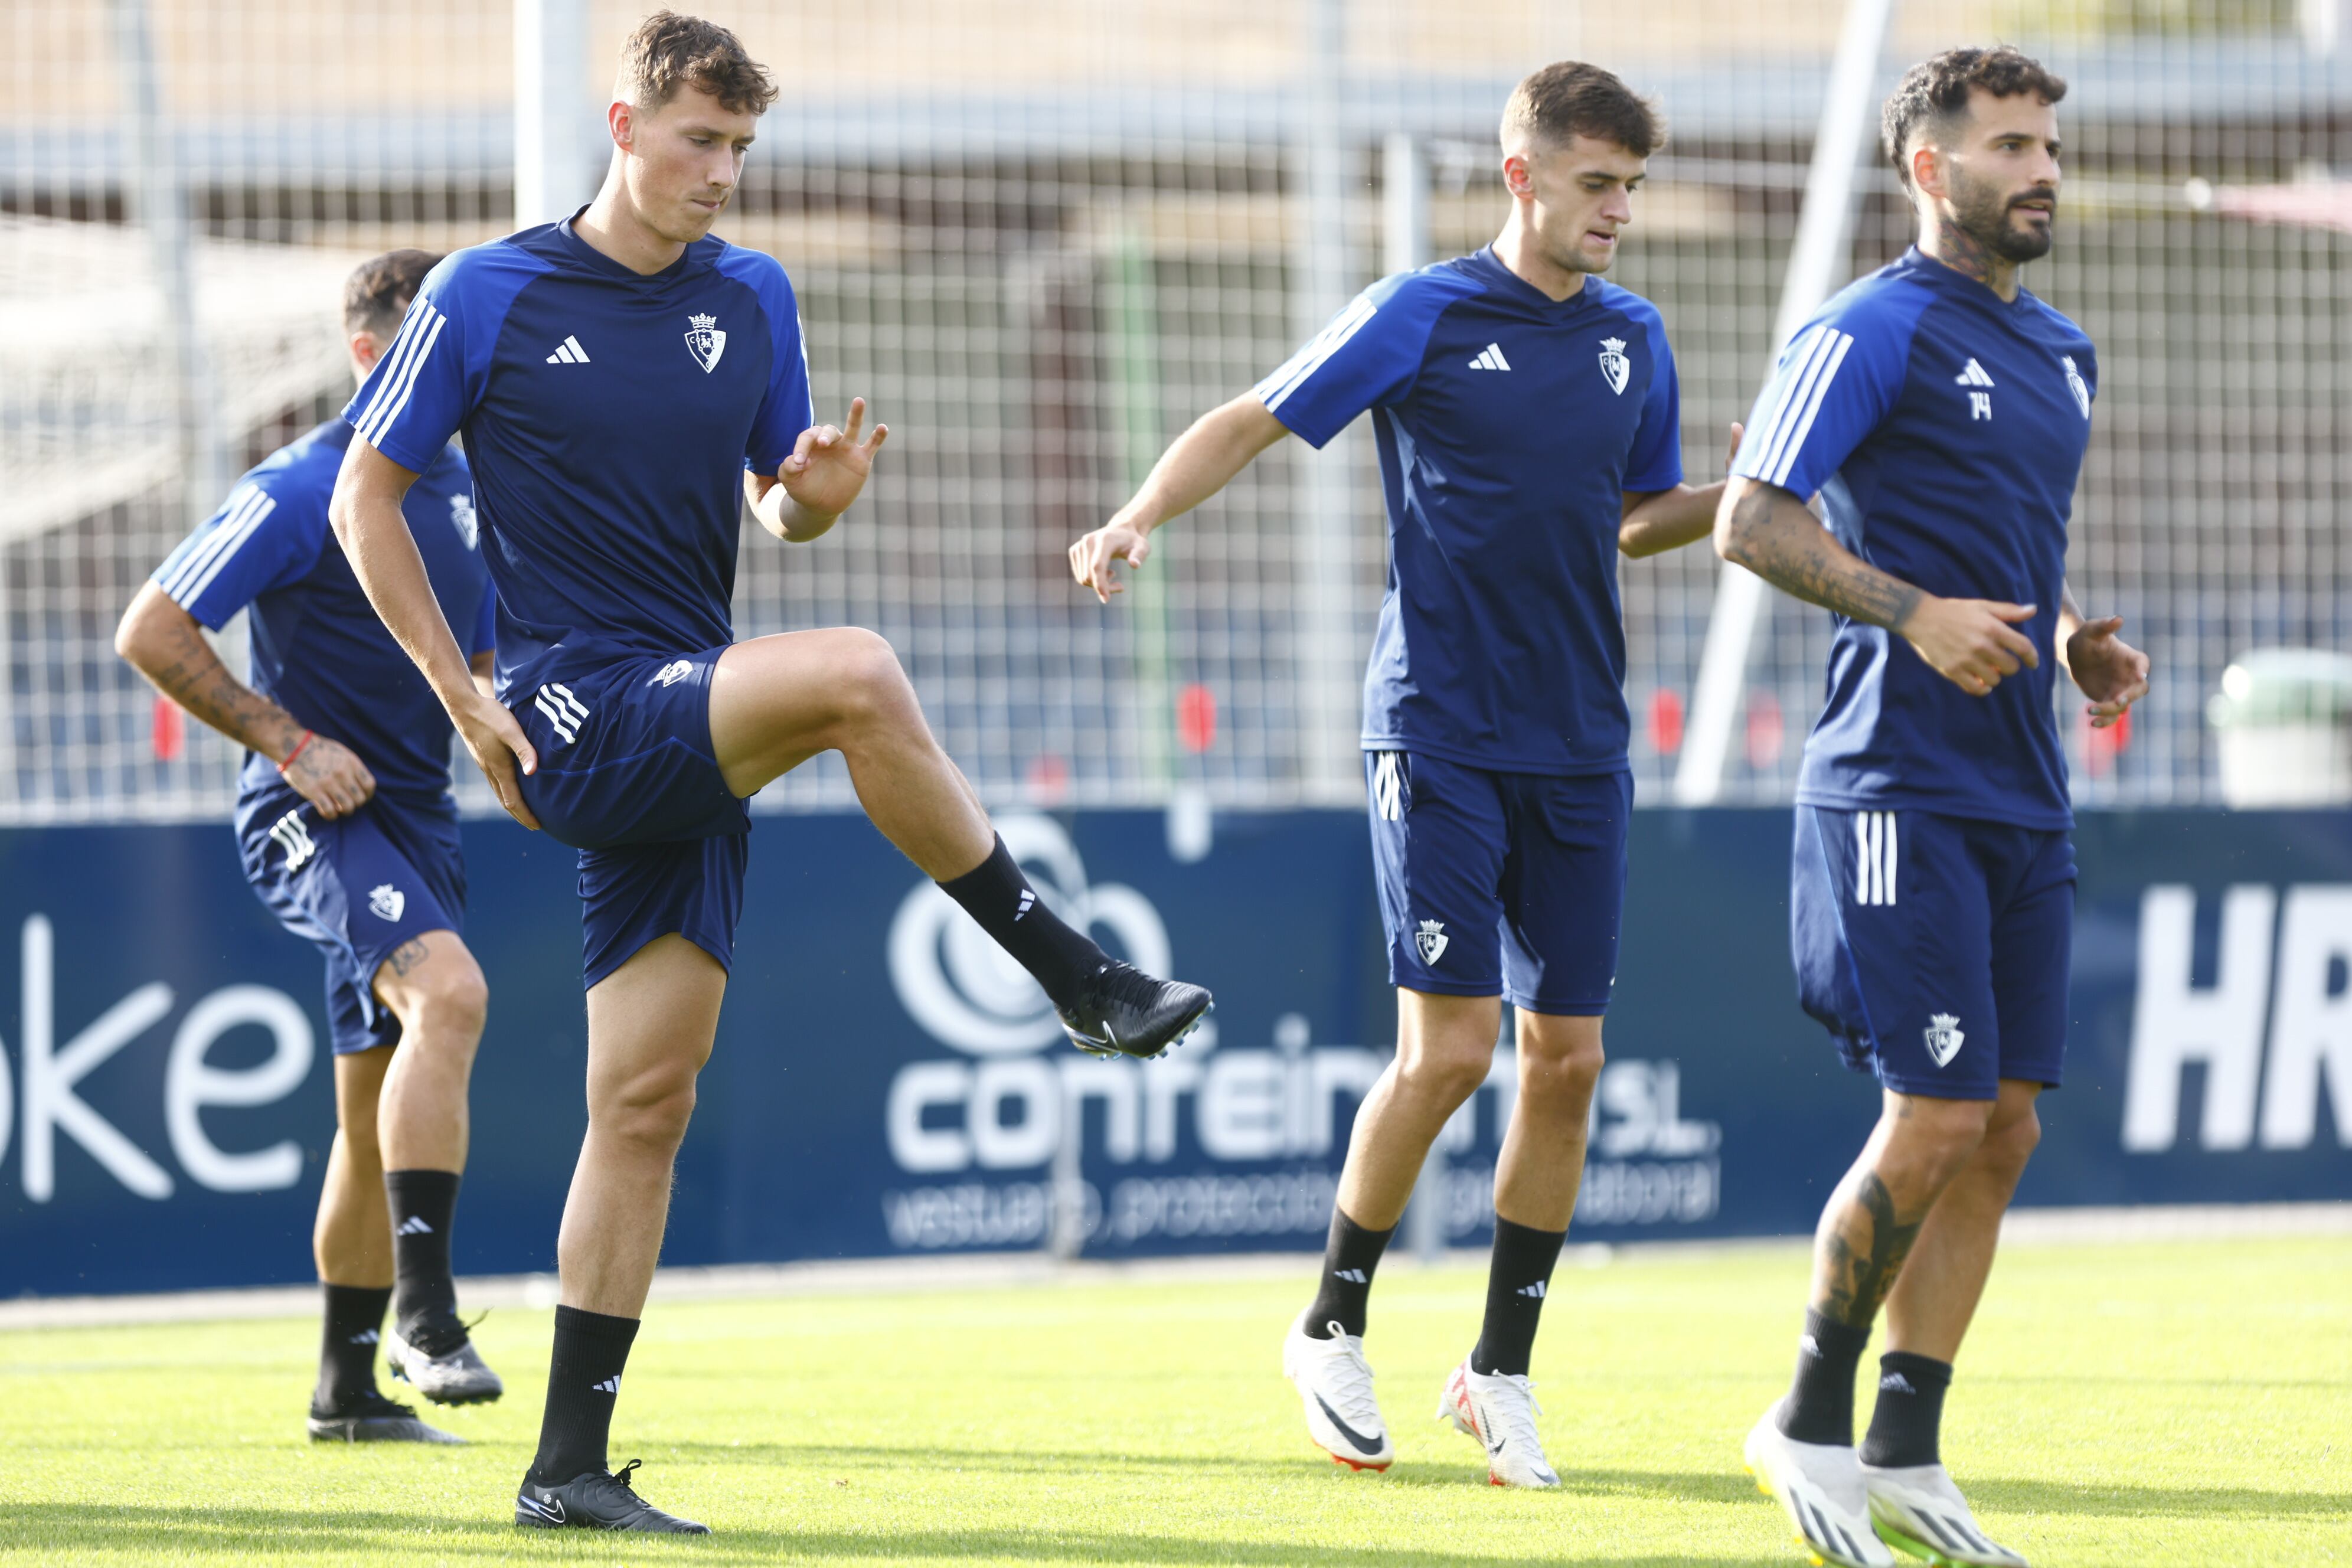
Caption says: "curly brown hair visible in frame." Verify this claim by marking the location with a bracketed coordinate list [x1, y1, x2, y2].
[617, 10, 778, 117]
[1501, 61, 1663, 159]
[1881, 47, 2067, 190]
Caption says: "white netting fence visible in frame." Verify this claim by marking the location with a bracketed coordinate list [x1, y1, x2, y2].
[4, 0, 2347, 821]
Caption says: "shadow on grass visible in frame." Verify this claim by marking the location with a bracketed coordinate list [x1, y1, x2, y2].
[1964, 1475, 2352, 1520]
[0, 1502, 1776, 1566]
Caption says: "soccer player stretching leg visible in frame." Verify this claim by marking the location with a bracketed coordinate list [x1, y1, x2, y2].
[329, 13, 1208, 1533]
[118, 251, 504, 1441]
[1722, 49, 2148, 1568]
[1074, 64, 1734, 1487]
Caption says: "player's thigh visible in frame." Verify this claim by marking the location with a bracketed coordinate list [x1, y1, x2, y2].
[1497, 769, 1630, 1017]
[584, 933, 729, 1116]
[1795, 807, 2001, 1101]
[370, 928, 486, 1038]
[710, 628, 916, 795]
[1987, 830, 2076, 1092]
[1368, 751, 1510, 999]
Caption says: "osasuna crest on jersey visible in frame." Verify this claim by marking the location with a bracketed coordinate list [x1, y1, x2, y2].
[1598, 337, 1630, 396]
[1924, 1012, 1965, 1068]
[368, 883, 407, 922]
[448, 492, 478, 549]
[2062, 355, 2092, 419]
[684, 312, 727, 374]
[1416, 919, 1449, 965]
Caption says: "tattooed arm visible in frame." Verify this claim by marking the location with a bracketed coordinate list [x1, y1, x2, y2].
[1714, 476, 2043, 698]
[114, 582, 377, 818]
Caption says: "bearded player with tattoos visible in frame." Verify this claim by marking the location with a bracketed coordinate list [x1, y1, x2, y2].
[1716, 48, 2148, 1568]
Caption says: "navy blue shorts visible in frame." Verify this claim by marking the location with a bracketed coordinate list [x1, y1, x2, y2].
[1366, 752, 1629, 1015]
[510, 648, 752, 991]
[236, 785, 465, 1054]
[512, 647, 749, 850]
[1791, 806, 2075, 1100]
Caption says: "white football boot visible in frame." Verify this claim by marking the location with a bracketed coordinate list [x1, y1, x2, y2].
[1743, 1402, 1896, 1567]
[1281, 1312, 1393, 1472]
[1435, 1358, 1560, 1488]
[1861, 1462, 2028, 1566]
[384, 1324, 504, 1406]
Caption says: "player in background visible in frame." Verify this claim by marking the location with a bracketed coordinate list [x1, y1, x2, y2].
[329, 13, 1210, 1533]
[116, 251, 504, 1442]
[1073, 64, 1736, 1487]
[1721, 49, 2148, 1568]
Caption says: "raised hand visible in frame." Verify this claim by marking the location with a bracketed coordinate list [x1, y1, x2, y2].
[780, 397, 889, 520]
[282, 733, 376, 819]
[1069, 519, 1154, 605]
[2065, 613, 2151, 729]
[453, 690, 540, 831]
[1896, 597, 2041, 697]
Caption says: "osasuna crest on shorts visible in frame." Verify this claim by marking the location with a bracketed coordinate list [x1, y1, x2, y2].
[1924, 1012, 1965, 1068]
[1416, 919, 1449, 965]
[368, 883, 407, 922]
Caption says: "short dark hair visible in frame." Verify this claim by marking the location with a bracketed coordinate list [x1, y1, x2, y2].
[1881, 47, 2068, 190]
[342, 249, 440, 338]
[617, 10, 777, 117]
[1501, 61, 1664, 159]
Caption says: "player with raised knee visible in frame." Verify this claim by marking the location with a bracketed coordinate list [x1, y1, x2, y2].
[117, 250, 504, 1443]
[1073, 64, 1734, 1487]
[1720, 48, 2148, 1568]
[328, 12, 1209, 1533]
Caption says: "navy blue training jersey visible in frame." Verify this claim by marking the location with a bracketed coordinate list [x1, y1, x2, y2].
[1732, 249, 2098, 830]
[1257, 247, 1683, 775]
[341, 214, 814, 701]
[152, 420, 490, 804]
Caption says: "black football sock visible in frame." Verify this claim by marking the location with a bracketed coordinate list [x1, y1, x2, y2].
[1859, 1351, 1954, 1468]
[1302, 1208, 1395, 1340]
[1778, 1308, 1872, 1446]
[936, 835, 1106, 1008]
[315, 1283, 391, 1413]
[385, 1169, 465, 1354]
[1470, 1216, 1569, 1377]
[528, 1305, 641, 1486]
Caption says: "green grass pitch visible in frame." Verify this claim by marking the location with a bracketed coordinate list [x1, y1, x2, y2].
[0, 1235, 2344, 1565]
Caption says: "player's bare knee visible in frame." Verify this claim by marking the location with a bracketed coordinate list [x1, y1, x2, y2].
[833, 629, 917, 727]
[1880, 1095, 1995, 1188]
[594, 1069, 699, 1153]
[1977, 1100, 2042, 1182]
[1394, 1045, 1490, 1112]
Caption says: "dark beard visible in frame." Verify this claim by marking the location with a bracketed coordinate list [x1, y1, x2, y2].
[1955, 178, 2053, 263]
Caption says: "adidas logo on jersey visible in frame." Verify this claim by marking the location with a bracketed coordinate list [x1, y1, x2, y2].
[1467, 342, 1512, 371]
[267, 808, 316, 872]
[1517, 1280, 1547, 1299]
[1954, 358, 1996, 387]
[534, 683, 590, 747]
[545, 335, 592, 365]
[590, 1376, 622, 1394]
[395, 1215, 434, 1236]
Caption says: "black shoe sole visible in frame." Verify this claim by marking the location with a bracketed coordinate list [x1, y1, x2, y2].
[307, 1416, 465, 1444]
[1070, 997, 1214, 1061]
